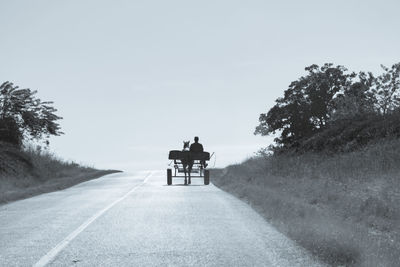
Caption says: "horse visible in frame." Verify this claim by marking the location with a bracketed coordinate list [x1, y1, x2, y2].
[181, 141, 193, 185]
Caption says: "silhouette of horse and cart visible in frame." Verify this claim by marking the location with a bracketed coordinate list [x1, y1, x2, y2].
[167, 141, 212, 185]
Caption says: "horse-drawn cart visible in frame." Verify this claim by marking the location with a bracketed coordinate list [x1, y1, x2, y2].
[167, 150, 211, 185]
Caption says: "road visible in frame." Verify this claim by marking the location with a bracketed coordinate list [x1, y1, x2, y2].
[0, 171, 324, 266]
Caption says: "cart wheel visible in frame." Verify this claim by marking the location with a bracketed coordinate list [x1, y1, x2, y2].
[204, 170, 210, 185]
[167, 169, 172, 185]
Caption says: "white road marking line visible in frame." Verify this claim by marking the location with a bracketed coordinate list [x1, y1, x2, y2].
[33, 171, 154, 267]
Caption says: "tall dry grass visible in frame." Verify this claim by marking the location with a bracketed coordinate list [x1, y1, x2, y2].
[0, 143, 120, 203]
[212, 138, 400, 266]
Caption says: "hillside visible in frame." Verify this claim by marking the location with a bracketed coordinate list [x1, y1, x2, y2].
[212, 138, 400, 266]
[0, 142, 120, 204]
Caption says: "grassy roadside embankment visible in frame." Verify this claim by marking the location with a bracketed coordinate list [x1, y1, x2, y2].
[0, 142, 121, 204]
[212, 138, 400, 266]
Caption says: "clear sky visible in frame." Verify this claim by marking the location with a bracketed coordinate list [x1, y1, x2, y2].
[1, 0, 399, 171]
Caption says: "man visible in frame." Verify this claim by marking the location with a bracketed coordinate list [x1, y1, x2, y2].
[189, 136, 203, 152]
[190, 136, 207, 168]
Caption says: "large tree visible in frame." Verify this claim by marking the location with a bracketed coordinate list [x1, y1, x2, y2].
[255, 64, 354, 147]
[0, 81, 63, 147]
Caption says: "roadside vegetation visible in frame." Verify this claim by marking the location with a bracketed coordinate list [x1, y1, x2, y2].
[213, 63, 400, 266]
[0, 81, 119, 204]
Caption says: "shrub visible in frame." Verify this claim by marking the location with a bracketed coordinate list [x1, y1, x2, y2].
[0, 117, 22, 146]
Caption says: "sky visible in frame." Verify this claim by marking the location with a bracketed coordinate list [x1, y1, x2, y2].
[1, 0, 400, 171]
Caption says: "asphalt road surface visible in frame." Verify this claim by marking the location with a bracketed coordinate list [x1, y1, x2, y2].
[0, 171, 325, 266]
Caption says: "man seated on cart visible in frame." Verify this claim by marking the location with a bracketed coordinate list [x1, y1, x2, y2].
[190, 136, 208, 168]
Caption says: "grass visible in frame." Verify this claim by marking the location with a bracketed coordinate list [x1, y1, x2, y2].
[0, 142, 121, 204]
[211, 138, 400, 266]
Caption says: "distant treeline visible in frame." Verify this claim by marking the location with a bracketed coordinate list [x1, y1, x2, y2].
[255, 63, 400, 152]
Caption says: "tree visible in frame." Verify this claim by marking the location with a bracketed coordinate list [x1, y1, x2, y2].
[330, 71, 375, 120]
[0, 81, 63, 147]
[370, 63, 400, 115]
[255, 64, 354, 148]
